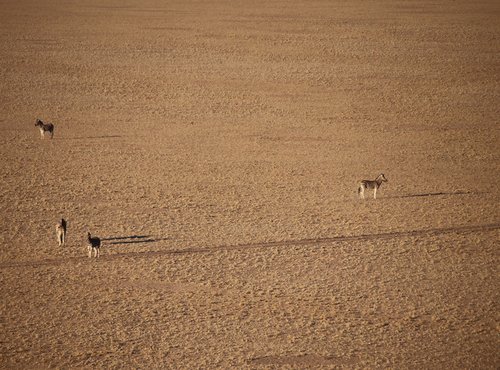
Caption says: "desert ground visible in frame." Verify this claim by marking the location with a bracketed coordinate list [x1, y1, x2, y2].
[1, 0, 499, 368]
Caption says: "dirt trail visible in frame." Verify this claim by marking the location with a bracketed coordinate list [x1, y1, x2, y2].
[1, 222, 498, 270]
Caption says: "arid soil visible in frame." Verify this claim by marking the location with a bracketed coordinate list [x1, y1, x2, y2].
[1, 0, 499, 368]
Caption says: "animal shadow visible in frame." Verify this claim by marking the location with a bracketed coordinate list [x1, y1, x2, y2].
[389, 191, 477, 199]
[59, 135, 123, 140]
[101, 235, 164, 245]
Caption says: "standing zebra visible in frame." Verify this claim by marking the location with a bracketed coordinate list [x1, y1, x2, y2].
[35, 118, 54, 139]
[87, 232, 101, 258]
[55, 218, 67, 246]
[358, 174, 388, 199]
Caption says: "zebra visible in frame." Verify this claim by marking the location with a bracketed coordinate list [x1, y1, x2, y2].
[35, 119, 54, 139]
[87, 232, 101, 258]
[358, 174, 388, 199]
[55, 218, 67, 246]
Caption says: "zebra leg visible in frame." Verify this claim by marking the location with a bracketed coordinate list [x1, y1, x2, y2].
[359, 186, 365, 199]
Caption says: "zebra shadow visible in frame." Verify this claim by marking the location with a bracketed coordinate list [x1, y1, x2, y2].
[388, 191, 478, 199]
[58, 135, 124, 140]
[101, 235, 168, 245]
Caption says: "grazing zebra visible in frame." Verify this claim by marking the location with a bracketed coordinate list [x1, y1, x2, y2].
[87, 232, 101, 258]
[35, 118, 54, 139]
[358, 173, 388, 199]
[55, 218, 67, 246]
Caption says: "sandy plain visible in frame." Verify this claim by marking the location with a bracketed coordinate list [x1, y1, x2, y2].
[1, 0, 499, 368]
